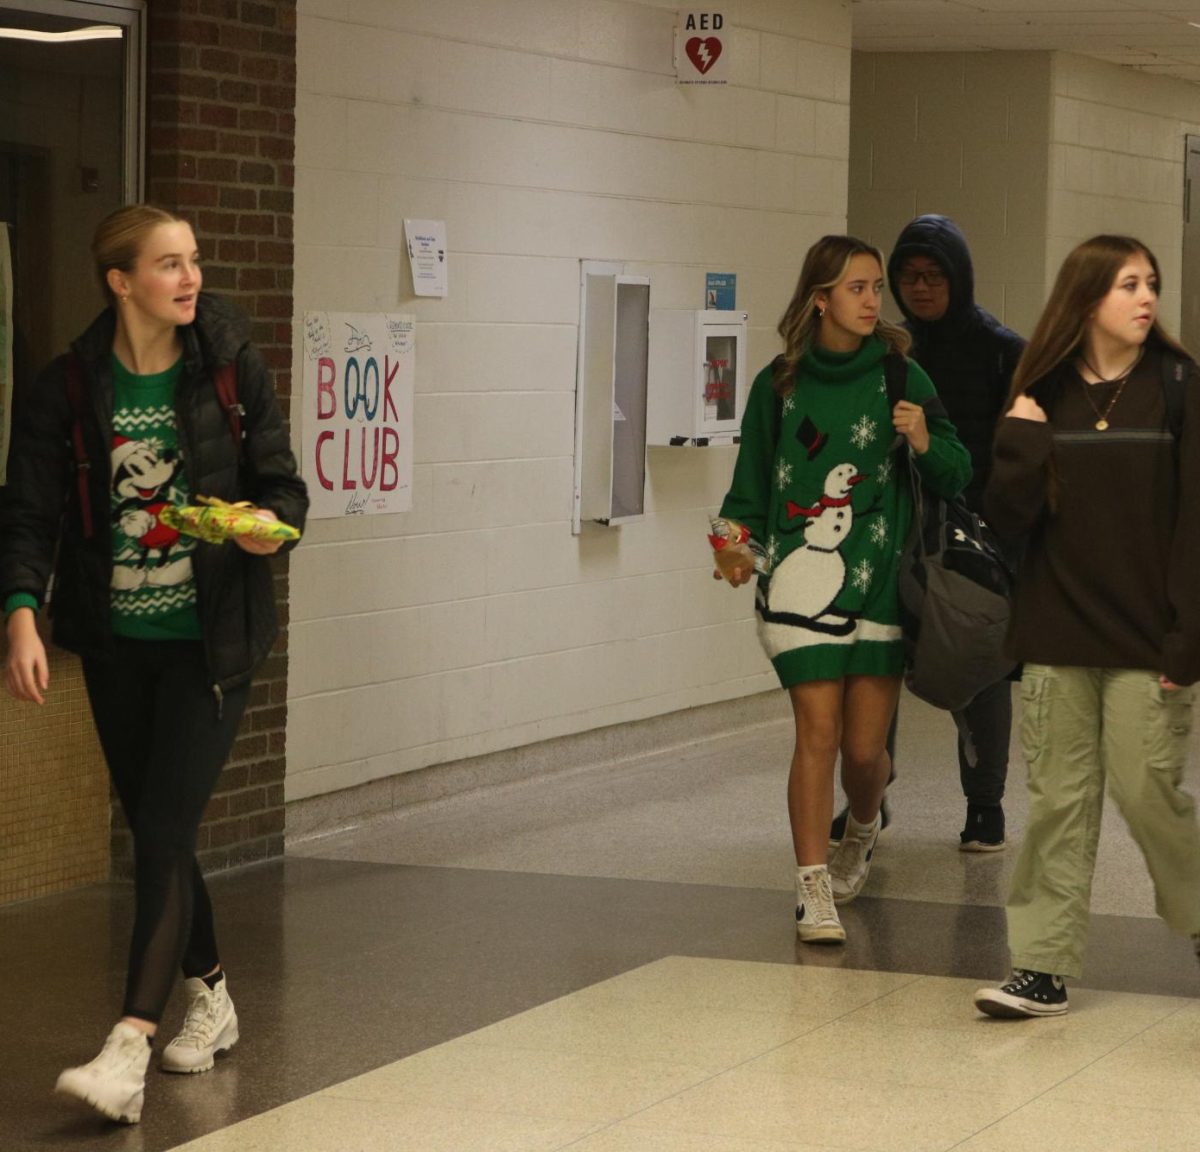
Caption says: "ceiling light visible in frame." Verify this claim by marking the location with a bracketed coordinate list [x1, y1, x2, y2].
[0, 24, 121, 43]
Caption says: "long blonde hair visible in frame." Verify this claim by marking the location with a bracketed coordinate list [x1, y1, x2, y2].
[1009, 234, 1191, 407]
[774, 234, 911, 394]
[92, 204, 188, 306]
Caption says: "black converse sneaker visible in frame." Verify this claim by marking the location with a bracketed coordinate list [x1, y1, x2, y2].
[974, 970, 1068, 1018]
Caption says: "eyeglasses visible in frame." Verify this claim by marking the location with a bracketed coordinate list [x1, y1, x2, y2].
[897, 269, 947, 288]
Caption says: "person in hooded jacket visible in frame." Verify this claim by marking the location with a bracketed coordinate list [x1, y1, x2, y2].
[829, 215, 1024, 851]
[0, 204, 308, 1124]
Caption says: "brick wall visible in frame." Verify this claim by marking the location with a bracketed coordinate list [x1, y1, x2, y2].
[111, 0, 298, 873]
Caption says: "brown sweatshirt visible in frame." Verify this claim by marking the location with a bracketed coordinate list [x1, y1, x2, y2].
[984, 345, 1200, 685]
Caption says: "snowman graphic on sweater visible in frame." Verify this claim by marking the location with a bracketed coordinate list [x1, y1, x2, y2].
[760, 462, 869, 637]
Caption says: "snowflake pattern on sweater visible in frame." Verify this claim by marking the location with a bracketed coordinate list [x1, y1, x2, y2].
[718, 335, 971, 686]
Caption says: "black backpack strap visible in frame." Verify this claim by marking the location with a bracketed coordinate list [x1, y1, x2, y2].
[64, 354, 94, 540]
[214, 362, 244, 446]
[1161, 351, 1189, 442]
[884, 351, 907, 410]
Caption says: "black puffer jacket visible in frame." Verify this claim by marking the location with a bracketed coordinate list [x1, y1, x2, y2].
[0, 293, 309, 693]
[887, 215, 1026, 511]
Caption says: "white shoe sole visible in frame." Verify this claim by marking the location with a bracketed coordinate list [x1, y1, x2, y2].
[960, 839, 1006, 853]
[55, 1072, 143, 1124]
[161, 1017, 239, 1074]
[796, 922, 846, 944]
[973, 989, 1068, 1018]
[831, 878, 868, 905]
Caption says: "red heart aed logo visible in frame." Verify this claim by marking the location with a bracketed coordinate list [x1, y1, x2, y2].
[685, 36, 722, 75]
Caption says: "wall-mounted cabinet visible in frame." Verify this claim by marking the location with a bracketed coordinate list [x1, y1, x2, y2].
[647, 309, 748, 446]
[573, 265, 650, 531]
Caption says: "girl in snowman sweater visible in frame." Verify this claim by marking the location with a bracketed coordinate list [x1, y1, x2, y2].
[974, 235, 1200, 1019]
[713, 235, 970, 944]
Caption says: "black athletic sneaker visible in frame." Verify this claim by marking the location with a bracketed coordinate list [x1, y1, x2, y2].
[960, 803, 1005, 852]
[974, 970, 1068, 1018]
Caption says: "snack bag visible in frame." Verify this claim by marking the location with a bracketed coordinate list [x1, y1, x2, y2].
[708, 515, 768, 578]
[159, 496, 301, 545]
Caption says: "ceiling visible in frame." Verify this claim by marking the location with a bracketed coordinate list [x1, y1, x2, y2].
[850, 0, 1200, 84]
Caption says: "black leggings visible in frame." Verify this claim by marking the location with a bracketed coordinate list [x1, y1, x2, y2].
[83, 639, 248, 1025]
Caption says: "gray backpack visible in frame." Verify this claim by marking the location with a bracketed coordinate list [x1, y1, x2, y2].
[885, 354, 1017, 712]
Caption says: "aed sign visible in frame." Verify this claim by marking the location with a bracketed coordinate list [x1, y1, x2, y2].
[675, 10, 730, 85]
[301, 311, 415, 519]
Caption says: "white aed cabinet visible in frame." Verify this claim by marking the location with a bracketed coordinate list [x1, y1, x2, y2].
[647, 309, 748, 446]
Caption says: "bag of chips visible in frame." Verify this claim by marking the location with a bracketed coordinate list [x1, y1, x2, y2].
[159, 496, 301, 545]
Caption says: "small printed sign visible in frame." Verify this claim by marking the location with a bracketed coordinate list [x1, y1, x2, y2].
[705, 272, 736, 310]
[675, 11, 730, 85]
[403, 218, 448, 298]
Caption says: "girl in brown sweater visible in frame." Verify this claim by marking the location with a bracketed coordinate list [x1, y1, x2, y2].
[974, 235, 1200, 1018]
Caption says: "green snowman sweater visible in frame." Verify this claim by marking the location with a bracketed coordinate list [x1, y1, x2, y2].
[719, 335, 971, 686]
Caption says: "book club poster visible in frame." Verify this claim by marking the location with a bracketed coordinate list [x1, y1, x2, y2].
[302, 312, 414, 519]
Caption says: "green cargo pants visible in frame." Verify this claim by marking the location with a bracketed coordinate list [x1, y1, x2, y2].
[1007, 664, 1200, 979]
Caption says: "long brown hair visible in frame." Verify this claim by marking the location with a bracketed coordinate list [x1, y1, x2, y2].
[1008, 234, 1191, 406]
[774, 234, 911, 393]
[91, 204, 188, 306]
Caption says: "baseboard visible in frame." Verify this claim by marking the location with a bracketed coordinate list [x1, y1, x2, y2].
[285, 689, 790, 846]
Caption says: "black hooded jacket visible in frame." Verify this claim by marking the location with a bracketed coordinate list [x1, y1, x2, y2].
[887, 215, 1026, 511]
[0, 292, 309, 694]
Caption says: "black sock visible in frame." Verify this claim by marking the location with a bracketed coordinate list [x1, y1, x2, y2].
[201, 968, 223, 991]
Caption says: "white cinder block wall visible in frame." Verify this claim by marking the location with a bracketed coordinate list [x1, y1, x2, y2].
[847, 51, 1052, 341]
[1049, 53, 1200, 336]
[850, 50, 1200, 343]
[287, 0, 853, 803]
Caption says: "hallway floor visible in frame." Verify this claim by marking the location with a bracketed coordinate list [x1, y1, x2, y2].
[3, 689, 1199, 1151]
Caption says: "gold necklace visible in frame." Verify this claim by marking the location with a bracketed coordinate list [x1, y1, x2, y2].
[1078, 347, 1143, 430]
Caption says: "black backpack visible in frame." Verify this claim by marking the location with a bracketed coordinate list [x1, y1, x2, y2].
[884, 354, 1018, 712]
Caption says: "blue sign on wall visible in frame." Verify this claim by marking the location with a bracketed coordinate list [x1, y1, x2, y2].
[705, 272, 736, 310]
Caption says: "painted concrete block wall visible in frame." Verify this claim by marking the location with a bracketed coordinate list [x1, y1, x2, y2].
[1048, 53, 1200, 334]
[288, 0, 853, 801]
[848, 52, 1052, 341]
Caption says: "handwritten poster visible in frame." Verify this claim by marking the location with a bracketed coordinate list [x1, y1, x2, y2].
[403, 218, 448, 297]
[301, 312, 415, 519]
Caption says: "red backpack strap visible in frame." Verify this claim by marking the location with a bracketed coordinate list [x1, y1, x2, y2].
[64, 355, 94, 540]
[214, 363, 244, 448]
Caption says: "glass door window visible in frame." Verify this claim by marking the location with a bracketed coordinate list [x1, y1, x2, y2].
[0, 0, 142, 473]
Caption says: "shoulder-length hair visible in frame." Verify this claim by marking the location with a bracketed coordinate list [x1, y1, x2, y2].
[773, 234, 911, 394]
[1008, 234, 1191, 407]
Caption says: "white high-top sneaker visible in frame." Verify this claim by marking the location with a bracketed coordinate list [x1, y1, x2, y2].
[56, 1021, 151, 1124]
[161, 974, 239, 1074]
[829, 812, 881, 904]
[795, 864, 845, 944]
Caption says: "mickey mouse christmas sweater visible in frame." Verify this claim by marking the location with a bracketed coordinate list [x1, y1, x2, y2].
[719, 335, 971, 687]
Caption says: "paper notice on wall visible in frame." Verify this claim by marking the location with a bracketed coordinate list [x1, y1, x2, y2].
[0, 223, 11, 486]
[404, 218, 448, 297]
[301, 312, 415, 519]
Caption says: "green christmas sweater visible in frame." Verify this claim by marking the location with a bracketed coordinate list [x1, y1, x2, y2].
[719, 335, 971, 686]
[109, 356, 202, 640]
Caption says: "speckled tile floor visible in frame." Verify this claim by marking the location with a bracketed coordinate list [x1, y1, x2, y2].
[2, 687, 1198, 1151]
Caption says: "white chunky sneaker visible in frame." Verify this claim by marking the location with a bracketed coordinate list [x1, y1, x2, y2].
[56, 1021, 151, 1124]
[829, 812, 881, 904]
[795, 865, 846, 944]
[161, 975, 239, 1074]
